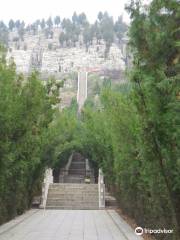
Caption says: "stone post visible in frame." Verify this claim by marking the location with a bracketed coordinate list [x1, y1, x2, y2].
[39, 168, 53, 209]
[98, 168, 105, 209]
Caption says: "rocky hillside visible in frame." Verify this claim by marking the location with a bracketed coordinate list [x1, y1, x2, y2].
[7, 28, 128, 73]
[4, 13, 129, 107]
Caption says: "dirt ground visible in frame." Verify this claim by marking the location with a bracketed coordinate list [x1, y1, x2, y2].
[116, 208, 155, 240]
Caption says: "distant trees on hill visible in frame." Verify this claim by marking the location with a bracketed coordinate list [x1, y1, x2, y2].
[58, 12, 128, 55]
[114, 16, 128, 43]
[40, 19, 46, 30]
[46, 17, 53, 29]
[0, 21, 8, 46]
[54, 16, 61, 26]
[8, 19, 15, 31]
[0, 12, 128, 55]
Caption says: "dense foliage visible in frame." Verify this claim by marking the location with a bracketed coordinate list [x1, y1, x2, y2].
[127, 0, 180, 236]
[79, 1, 179, 239]
[47, 1, 180, 239]
[0, 48, 61, 224]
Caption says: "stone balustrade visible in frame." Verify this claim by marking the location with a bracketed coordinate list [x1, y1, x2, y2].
[39, 168, 53, 209]
[98, 168, 105, 209]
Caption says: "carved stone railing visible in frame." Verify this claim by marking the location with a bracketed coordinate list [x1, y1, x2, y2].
[59, 153, 73, 182]
[65, 153, 73, 173]
[39, 168, 53, 209]
[98, 168, 105, 209]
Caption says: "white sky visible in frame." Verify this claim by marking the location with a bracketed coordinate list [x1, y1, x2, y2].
[0, 0, 132, 24]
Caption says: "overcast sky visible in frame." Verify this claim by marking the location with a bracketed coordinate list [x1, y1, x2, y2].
[0, 0, 132, 24]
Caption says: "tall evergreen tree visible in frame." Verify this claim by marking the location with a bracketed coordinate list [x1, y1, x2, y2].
[8, 19, 15, 31]
[54, 16, 61, 26]
[46, 17, 53, 28]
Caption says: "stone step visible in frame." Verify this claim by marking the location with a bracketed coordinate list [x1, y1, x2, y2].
[70, 163, 85, 169]
[48, 191, 98, 195]
[71, 159, 85, 163]
[47, 200, 99, 206]
[48, 192, 98, 197]
[49, 184, 98, 188]
[69, 168, 85, 171]
[68, 169, 86, 175]
[63, 177, 85, 183]
[48, 188, 98, 194]
[46, 200, 99, 205]
[47, 200, 99, 204]
[65, 174, 85, 177]
[60, 173, 86, 178]
[48, 190, 98, 193]
[46, 199, 98, 206]
[47, 196, 99, 201]
[70, 162, 86, 169]
[47, 200, 98, 204]
[67, 174, 85, 177]
[49, 183, 98, 188]
[45, 205, 99, 210]
[48, 190, 98, 194]
[60, 180, 96, 184]
[46, 205, 99, 210]
[71, 160, 85, 163]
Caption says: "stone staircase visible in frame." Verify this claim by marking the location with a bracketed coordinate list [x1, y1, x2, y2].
[44, 153, 100, 209]
[59, 153, 95, 183]
[40, 161, 105, 210]
[46, 183, 99, 209]
[67, 154, 86, 179]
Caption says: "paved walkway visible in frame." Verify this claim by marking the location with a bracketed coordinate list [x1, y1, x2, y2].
[0, 210, 142, 240]
[77, 71, 87, 111]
